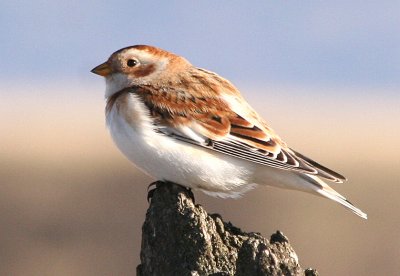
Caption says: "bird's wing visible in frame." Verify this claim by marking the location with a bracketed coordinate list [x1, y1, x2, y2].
[219, 93, 346, 183]
[127, 77, 346, 183]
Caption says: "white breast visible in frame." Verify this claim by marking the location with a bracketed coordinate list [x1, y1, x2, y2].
[106, 93, 255, 198]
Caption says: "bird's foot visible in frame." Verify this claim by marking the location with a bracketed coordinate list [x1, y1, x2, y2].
[147, 181, 195, 203]
[147, 181, 162, 202]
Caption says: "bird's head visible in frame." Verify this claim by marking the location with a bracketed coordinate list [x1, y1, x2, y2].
[91, 45, 191, 98]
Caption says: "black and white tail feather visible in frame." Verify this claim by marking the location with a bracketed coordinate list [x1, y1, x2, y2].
[158, 129, 368, 219]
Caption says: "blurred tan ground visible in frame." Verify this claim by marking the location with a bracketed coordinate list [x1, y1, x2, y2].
[1, 81, 399, 275]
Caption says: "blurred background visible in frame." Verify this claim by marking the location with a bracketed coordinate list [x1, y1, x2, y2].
[1, 1, 399, 275]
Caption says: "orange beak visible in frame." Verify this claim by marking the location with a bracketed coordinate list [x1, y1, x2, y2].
[91, 61, 112, 77]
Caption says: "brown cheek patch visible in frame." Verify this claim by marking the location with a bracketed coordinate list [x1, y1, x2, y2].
[132, 64, 156, 78]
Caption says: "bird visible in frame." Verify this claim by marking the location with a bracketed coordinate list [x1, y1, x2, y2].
[91, 45, 367, 219]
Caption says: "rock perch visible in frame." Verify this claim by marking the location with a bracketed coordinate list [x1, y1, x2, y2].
[136, 181, 318, 276]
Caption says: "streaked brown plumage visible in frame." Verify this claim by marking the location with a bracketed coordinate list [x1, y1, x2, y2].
[91, 45, 367, 219]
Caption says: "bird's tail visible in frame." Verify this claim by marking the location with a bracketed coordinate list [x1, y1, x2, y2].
[306, 174, 367, 219]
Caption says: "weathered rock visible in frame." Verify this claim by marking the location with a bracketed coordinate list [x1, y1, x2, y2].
[137, 181, 317, 276]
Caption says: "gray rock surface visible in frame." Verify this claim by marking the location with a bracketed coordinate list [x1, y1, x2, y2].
[137, 181, 318, 276]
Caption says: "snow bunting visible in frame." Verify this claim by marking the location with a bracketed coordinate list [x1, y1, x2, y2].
[91, 45, 367, 219]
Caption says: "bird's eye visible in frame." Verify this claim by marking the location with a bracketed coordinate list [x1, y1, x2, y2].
[127, 59, 138, 67]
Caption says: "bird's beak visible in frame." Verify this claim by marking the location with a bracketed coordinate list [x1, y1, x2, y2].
[91, 61, 112, 77]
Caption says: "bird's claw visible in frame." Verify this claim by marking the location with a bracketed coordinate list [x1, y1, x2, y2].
[147, 181, 195, 203]
[147, 181, 160, 202]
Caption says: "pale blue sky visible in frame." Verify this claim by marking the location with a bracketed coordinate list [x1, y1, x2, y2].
[1, 1, 399, 89]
